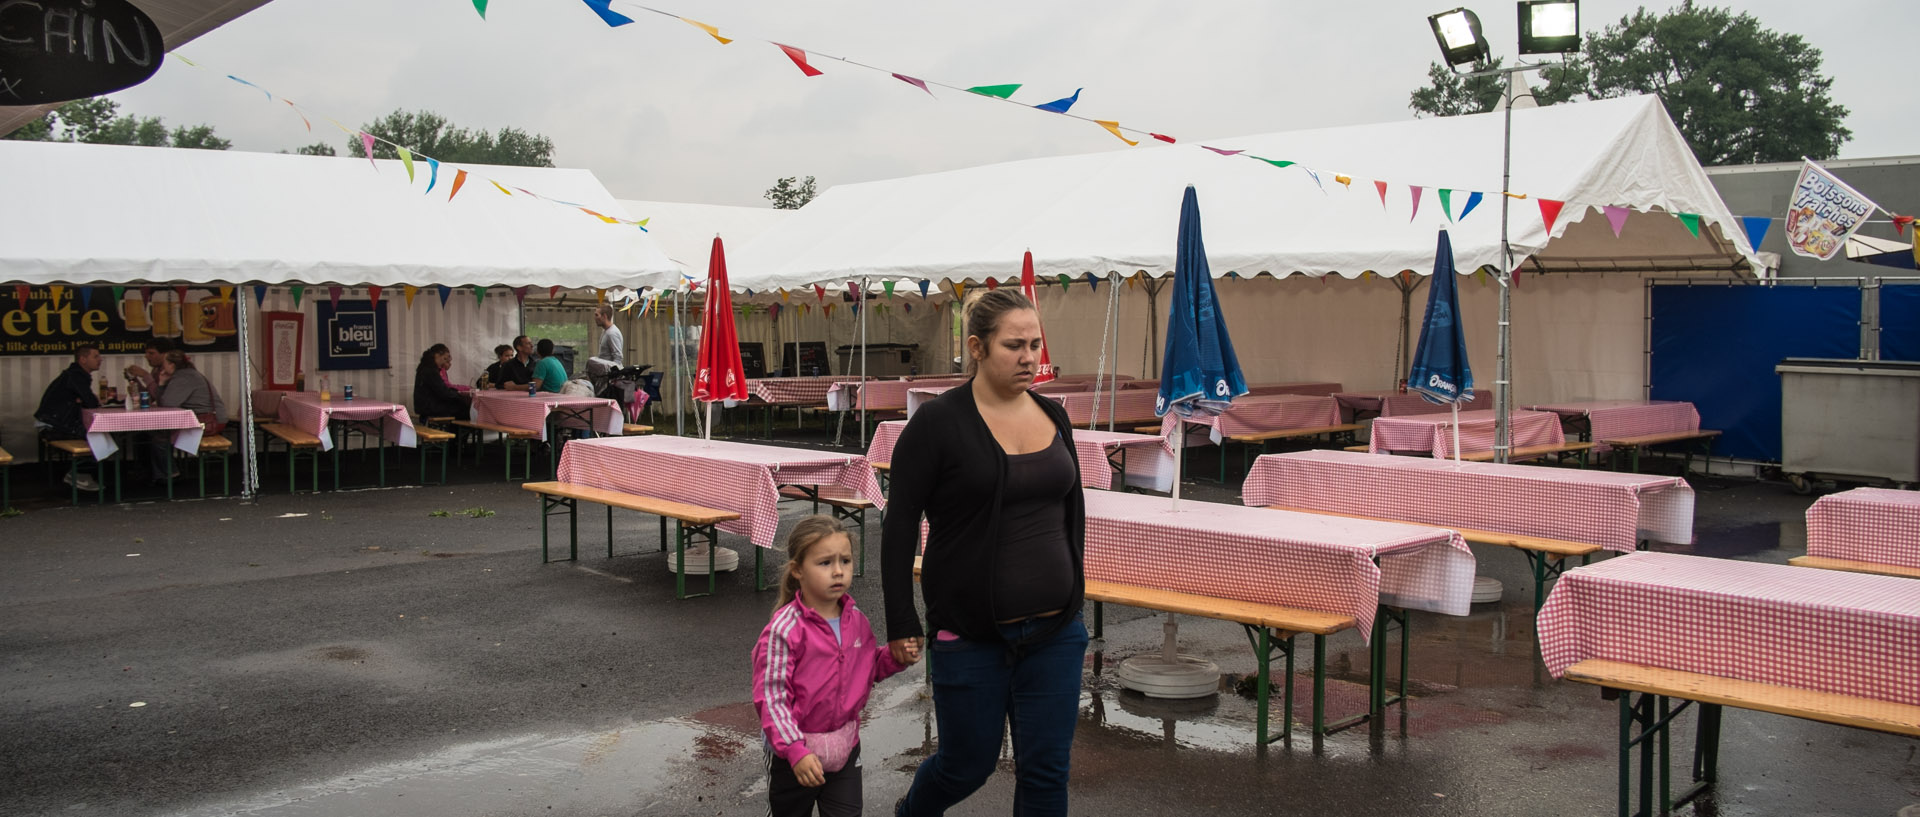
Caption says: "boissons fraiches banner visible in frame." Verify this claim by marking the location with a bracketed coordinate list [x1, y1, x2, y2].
[1785, 160, 1880, 262]
[0, 287, 239, 356]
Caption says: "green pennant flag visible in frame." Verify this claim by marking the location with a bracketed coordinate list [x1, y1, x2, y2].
[965, 84, 1021, 99]
[291, 285, 304, 308]
[1057, 273, 1071, 291]
[1438, 189, 1454, 221]
[398, 147, 415, 182]
[472, 0, 487, 18]
[1254, 157, 1295, 169]
[111, 286, 125, 304]
[473, 286, 487, 305]
[883, 280, 896, 298]
[1677, 213, 1702, 238]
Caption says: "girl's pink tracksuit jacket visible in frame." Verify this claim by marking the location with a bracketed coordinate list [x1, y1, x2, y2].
[752, 593, 908, 766]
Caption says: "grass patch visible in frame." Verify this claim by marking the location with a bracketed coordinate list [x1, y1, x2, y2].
[431, 508, 494, 518]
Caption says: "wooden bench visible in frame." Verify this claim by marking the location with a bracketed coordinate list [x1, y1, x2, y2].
[451, 420, 541, 481]
[1787, 554, 1920, 580]
[778, 485, 876, 576]
[622, 424, 654, 435]
[44, 438, 105, 506]
[1343, 443, 1371, 453]
[415, 426, 456, 485]
[913, 557, 1360, 743]
[261, 423, 322, 494]
[189, 434, 233, 498]
[523, 481, 741, 599]
[1268, 505, 1603, 610]
[1600, 429, 1721, 476]
[1222, 423, 1368, 480]
[1563, 658, 1920, 817]
[0, 445, 12, 510]
[1457, 440, 1595, 466]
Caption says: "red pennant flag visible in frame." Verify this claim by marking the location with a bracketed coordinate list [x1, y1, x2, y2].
[776, 44, 823, 77]
[1409, 186, 1423, 222]
[985, 277, 999, 290]
[1200, 146, 1243, 156]
[328, 286, 342, 310]
[514, 286, 528, 305]
[448, 169, 469, 201]
[814, 284, 826, 303]
[367, 285, 382, 307]
[1538, 199, 1566, 234]
[549, 285, 560, 299]
[1374, 180, 1389, 209]
[1894, 215, 1915, 236]
[13, 284, 26, 303]
[891, 73, 933, 95]
[1151, 133, 1176, 144]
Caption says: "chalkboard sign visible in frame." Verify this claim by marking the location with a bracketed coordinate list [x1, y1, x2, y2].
[783, 341, 829, 377]
[739, 342, 766, 379]
[0, 0, 164, 106]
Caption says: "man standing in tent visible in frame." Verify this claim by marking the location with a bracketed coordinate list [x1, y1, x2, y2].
[589, 304, 623, 375]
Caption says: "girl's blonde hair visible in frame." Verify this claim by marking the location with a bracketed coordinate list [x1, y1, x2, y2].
[777, 515, 849, 609]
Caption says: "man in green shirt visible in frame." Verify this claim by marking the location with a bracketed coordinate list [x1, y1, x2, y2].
[532, 338, 568, 394]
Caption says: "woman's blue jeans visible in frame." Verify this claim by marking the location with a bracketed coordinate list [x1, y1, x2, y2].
[898, 612, 1088, 817]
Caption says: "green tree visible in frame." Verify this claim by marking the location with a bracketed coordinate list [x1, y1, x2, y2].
[1408, 4, 1849, 165]
[765, 175, 817, 210]
[293, 141, 337, 156]
[0, 97, 230, 150]
[348, 109, 555, 167]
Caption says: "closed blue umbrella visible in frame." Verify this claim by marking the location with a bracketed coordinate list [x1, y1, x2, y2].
[1157, 185, 1248, 502]
[1407, 228, 1475, 458]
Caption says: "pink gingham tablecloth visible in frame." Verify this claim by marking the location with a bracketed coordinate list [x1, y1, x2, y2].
[472, 391, 622, 442]
[1807, 487, 1920, 570]
[1244, 449, 1694, 552]
[1053, 373, 1133, 384]
[1247, 381, 1344, 397]
[1537, 552, 1920, 706]
[867, 421, 1173, 492]
[905, 386, 959, 418]
[1085, 491, 1474, 639]
[1527, 400, 1699, 451]
[745, 376, 853, 405]
[81, 408, 205, 461]
[557, 435, 884, 547]
[1335, 390, 1492, 422]
[829, 377, 966, 411]
[1369, 408, 1563, 458]
[278, 393, 417, 453]
[1159, 394, 1340, 444]
[1049, 388, 1161, 426]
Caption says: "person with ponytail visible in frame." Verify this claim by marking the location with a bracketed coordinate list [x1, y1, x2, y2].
[753, 515, 918, 816]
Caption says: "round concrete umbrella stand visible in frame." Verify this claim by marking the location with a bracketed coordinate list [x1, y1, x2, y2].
[1116, 616, 1219, 699]
[1472, 575, 1504, 604]
[664, 544, 740, 575]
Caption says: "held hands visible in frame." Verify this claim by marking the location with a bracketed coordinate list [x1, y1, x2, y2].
[888, 637, 923, 666]
[793, 753, 826, 787]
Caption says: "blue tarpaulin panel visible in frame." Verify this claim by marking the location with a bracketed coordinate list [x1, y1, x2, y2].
[1650, 285, 1858, 462]
[1877, 285, 1920, 361]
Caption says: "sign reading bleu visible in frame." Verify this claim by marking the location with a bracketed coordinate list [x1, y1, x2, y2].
[0, 0, 164, 106]
[316, 300, 389, 371]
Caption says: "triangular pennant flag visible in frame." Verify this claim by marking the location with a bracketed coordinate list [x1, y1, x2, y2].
[1893, 215, 1915, 236]
[359, 132, 377, 169]
[140, 286, 152, 304]
[985, 278, 999, 291]
[79, 286, 93, 309]
[253, 285, 267, 307]
[813, 284, 826, 303]
[1151, 133, 1176, 144]
[580, 0, 634, 27]
[846, 280, 859, 301]
[226, 75, 271, 100]
[918, 280, 930, 298]
[1058, 274, 1072, 290]
[175, 285, 188, 305]
[448, 169, 469, 201]
[1084, 272, 1098, 292]
[403, 285, 418, 308]
[883, 280, 896, 297]
[1409, 186, 1424, 222]
[1125, 276, 1136, 290]
[13, 285, 29, 304]
[1304, 168, 1326, 193]
[398, 147, 414, 182]
[1438, 189, 1454, 222]
[1461, 191, 1484, 220]
[220, 286, 233, 302]
[549, 286, 561, 299]
[1677, 212, 1702, 238]
[1740, 216, 1771, 248]
[1254, 157, 1294, 169]
[1034, 88, 1081, 114]
[1335, 174, 1352, 187]
[966, 84, 1021, 99]
[1200, 146, 1243, 156]
[424, 158, 440, 194]
[290, 285, 303, 308]
[1094, 120, 1138, 146]
[904, 302, 913, 314]
[437, 285, 451, 307]
[48, 285, 63, 303]
[778, 288, 790, 303]
[1538, 199, 1566, 234]
[680, 17, 732, 44]
[1375, 180, 1389, 209]
[825, 303, 836, 317]
[112, 286, 125, 305]
[472, 0, 486, 18]
[891, 73, 933, 95]
[514, 286, 528, 305]
[1604, 206, 1632, 238]
[952, 282, 967, 300]
[367, 286, 382, 307]
[473, 286, 486, 305]
[596, 288, 607, 303]
[776, 44, 823, 77]
[328, 286, 342, 311]
[284, 100, 311, 132]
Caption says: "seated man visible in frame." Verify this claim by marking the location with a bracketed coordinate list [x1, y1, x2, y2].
[482, 344, 513, 390]
[489, 335, 536, 390]
[34, 343, 104, 491]
[531, 339, 568, 394]
[122, 338, 173, 400]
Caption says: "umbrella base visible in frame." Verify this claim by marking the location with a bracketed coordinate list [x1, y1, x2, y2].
[666, 544, 740, 575]
[1117, 653, 1221, 699]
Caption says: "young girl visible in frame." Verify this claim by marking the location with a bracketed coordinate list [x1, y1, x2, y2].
[754, 516, 919, 817]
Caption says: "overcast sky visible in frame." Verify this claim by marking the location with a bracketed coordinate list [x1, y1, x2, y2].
[106, 0, 1912, 208]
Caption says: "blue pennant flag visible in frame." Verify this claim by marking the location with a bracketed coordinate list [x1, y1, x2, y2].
[1034, 88, 1082, 114]
[1740, 216, 1772, 249]
[1460, 191, 1484, 221]
[580, 0, 634, 26]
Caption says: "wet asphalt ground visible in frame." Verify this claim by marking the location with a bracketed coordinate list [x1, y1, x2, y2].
[2, 425, 1918, 817]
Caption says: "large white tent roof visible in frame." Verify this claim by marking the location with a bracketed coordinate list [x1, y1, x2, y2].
[615, 199, 792, 277]
[733, 95, 1769, 289]
[0, 140, 681, 289]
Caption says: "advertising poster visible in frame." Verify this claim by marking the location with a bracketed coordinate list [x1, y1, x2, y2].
[316, 299, 389, 371]
[1785, 160, 1879, 261]
[0, 286, 239, 357]
[264, 311, 304, 390]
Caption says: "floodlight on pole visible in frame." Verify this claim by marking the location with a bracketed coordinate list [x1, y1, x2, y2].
[1428, 8, 1490, 69]
[1518, 0, 1580, 54]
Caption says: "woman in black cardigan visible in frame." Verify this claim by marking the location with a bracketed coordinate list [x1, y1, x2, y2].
[882, 289, 1088, 817]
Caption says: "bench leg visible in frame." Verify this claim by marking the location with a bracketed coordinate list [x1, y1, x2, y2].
[606, 504, 615, 558]
[1524, 551, 1578, 613]
[1614, 690, 1714, 817]
[1325, 606, 1409, 734]
[1243, 625, 1298, 745]
[674, 521, 720, 600]
[537, 492, 579, 563]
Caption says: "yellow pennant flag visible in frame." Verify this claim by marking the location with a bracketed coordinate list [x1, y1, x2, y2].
[680, 17, 732, 44]
[1912, 230, 1919, 268]
[1503, 192, 1529, 200]
[596, 288, 607, 304]
[403, 284, 419, 308]
[49, 285, 64, 302]
[491, 180, 512, 196]
[1094, 120, 1139, 146]
[952, 282, 967, 301]
[779, 288, 790, 303]
[1334, 174, 1353, 188]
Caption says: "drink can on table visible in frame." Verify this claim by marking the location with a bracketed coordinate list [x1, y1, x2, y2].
[138, 390, 150, 409]
[344, 384, 354, 401]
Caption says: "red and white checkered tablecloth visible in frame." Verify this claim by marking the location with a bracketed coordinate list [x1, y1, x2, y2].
[1334, 390, 1492, 422]
[1537, 552, 1920, 706]
[745, 376, 855, 405]
[1527, 400, 1699, 451]
[557, 435, 884, 547]
[866, 421, 1174, 492]
[278, 393, 417, 453]
[905, 386, 958, 418]
[472, 391, 623, 442]
[828, 377, 967, 411]
[1049, 389, 1162, 426]
[1052, 373, 1133, 384]
[1243, 449, 1695, 552]
[1807, 487, 1920, 570]
[1121, 379, 1161, 390]
[1368, 408, 1563, 458]
[81, 408, 205, 461]
[1084, 491, 1474, 640]
[1158, 394, 1340, 444]
[1246, 381, 1344, 397]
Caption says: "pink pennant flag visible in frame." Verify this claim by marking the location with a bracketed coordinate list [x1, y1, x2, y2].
[1538, 199, 1566, 234]
[777, 44, 823, 77]
[359, 132, 376, 169]
[1409, 186, 1423, 222]
[514, 286, 528, 305]
[328, 286, 342, 310]
[1200, 146, 1243, 156]
[1603, 205, 1630, 238]
[1374, 180, 1389, 209]
[892, 73, 933, 95]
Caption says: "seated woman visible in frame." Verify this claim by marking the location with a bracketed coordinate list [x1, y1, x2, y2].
[414, 344, 473, 419]
[147, 350, 227, 481]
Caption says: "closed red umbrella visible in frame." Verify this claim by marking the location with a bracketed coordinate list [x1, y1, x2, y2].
[694, 237, 746, 437]
[1017, 251, 1057, 385]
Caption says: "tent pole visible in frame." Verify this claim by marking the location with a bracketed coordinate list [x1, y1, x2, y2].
[675, 290, 685, 438]
[858, 277, 869, 449]
[1093, 271, 1116, 431]
[1452, 402, 1462, 462]
[1495, 73, 1515, 465]
[237, 287, 257, 498]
